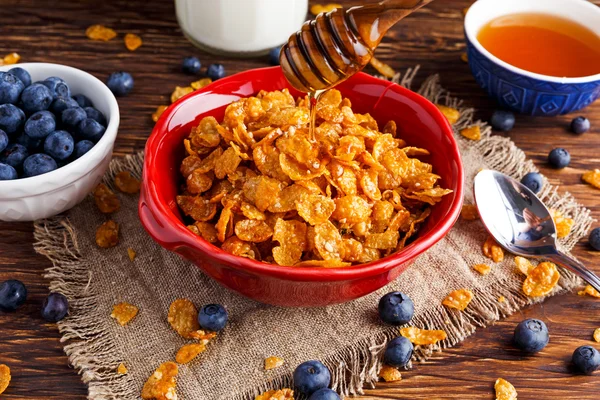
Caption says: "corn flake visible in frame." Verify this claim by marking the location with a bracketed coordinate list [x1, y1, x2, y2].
[264, 356, 284, 370]
[400, 327, 447, 345]
[435, 104, 460, 125]
[494, 378, 517, 400]
[141, 362, 178, 400]
[171, 86, 194, 103]
[483, 236, 504, 263]
[152, 105, 168, 122]
[176, 343, 206, 364]
[114, 171, 141, 194]
[96, 220, 119, 248]
[442, 288, 473, 311]
[1, 52, 20, 65]
[578, 284, 600, 298]
[460, 125, 481, 140]
[191, 78, 212, 90]
[498, 296, 506, 303]
[378, 365, 402, 382]
[273, 219, 307, 266]
[550, 209, 574, 238]
[111, 302, 139, 326]
[255, 388, 294, 400]
[0, 364, 10, 395]
[124, 33, 142, 51]
[370, 56, 396, 78]
[514, 256, 535, 276]
[117, 363, 128, 375]
[473, 263, 491, 275]
[594, 328, 600, 343]
[94, 183, 120, 213]
[127, 248, 136, 261]
[168, 298, 201, 339]
[296, 192, 335, 225]
[86, 24, 117, 41]
[582, 169, 600, 189]
[235, 219, 273, 242]
[522, 261, 560, 297]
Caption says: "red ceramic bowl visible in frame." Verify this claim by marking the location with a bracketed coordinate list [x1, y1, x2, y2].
[140, 66, 464, 307]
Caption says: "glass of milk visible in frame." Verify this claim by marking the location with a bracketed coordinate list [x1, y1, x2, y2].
[175, 0, 309, 57]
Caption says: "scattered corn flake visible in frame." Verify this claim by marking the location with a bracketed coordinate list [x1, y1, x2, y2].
[523, 261, 560, 297]
[171, 86, 194, 103]
[514, 256, 535, 276]
[460, 52, 468, 63]
[264, 356, 284, 371]
[582, 169, 600, 189]
[111, 302, 139, 326]
[442, 288, 473, 311]
[141, 361, 178, 400]
[0, 52, 20, 65]
[494, 378, 517, 400]
[86, 24, 117, 41]
[168, 298, 201, 339]
[378, 365, 402, 382]
[255, 388, 295, 400]
[550, 209, 574, 238]
[190, 78, 212, 90]
[96, 220, 119, 248]
[152, 105, 168, 122]
[175, 343, 206, 364]
[127, 248, 136, 261]
[473, 263, 491, 275]
[482, 236, 504, 263]
[124, 33, 142, 51]
[594, 328, 600, 343]
[0, 364, 10, 395]
[114, 170, 141, 194]
[117, 363, 128, 375]
[461, 204, 479, 220]
[93, 183, 120, 213]
[435, 104, 460, 125]
[498, 296, 506, 303]
[460, 125, 481, 141]
[370, 56, 396, 79]
[578, 284, 600, 298]
[310, 3, 342, 14]
[400, 326, 447, 345]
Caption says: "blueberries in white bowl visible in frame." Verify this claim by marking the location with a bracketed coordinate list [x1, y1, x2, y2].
[21, 83, 53, 113]
[1, 143, 28, 169]
[0, 103, 26, 135]
[24, 110, 56, 139]
[8, 67, 31, 87]
[23, 153, 57, 177]
[0, 72, 25, 104]
[0, 129, 8, 153]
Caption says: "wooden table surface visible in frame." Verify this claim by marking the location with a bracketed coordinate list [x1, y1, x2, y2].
[1, 0, 599, 398]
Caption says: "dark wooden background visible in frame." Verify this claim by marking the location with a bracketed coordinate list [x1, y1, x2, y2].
[0, 0, 599, 398]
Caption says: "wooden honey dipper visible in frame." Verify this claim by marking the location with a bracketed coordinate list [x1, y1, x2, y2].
[280, 0, 434, 92]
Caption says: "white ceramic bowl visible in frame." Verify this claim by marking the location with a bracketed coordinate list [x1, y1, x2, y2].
[0, 63, 119, 221]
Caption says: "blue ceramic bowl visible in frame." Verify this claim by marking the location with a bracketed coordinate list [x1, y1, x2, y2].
[464, 0, 600, 116]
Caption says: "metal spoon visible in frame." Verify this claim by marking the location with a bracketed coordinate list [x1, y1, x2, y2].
[474, 169, 600, 292]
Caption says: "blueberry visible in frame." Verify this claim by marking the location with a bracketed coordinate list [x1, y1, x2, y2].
[198, 303, 228, 331]
[589, 227, 600, 251]
[0, 129, 7, 153]
[0, 163, 17, 180]
[50, 96, 78, 115]
[42, 76, 71, 99]
[308, 388, 340, 400]
[74, 140, 94, 159]
[0, 279, 28, 311]
[78, 118, 106, 142]
[520, 172, 543, 194]
[548, 148, 570, 169]
[268, 46, 281, 65]
[182, 56, 202, 74]
[72, 94, 93, 108]
[378, 291, 414, 325]
[23, 153, 58, 177]
[0, 143, 28, 168]
[62, 107, 87, 131]
[44, 130, 74, 160]
[84, 107, 107, 126]
[570, 116, 590, 134]
[207, 64, 226, 80]
[293, 360, 331, 396]
[513, 318, 549, 353]
[0, 72, 25, 104]
[14, 132, 42, 151]
[572, 345, 600, 375]
[24, 110, 56, 139]
[0, 103, 26, 135]
[8, 67, 31, 87]
[41, 292, 69, 322]
[21, 83, 53, 113]
[106, 71, 134, 96]
[490, 110, 515, 132]
[383, 336, 414, 367]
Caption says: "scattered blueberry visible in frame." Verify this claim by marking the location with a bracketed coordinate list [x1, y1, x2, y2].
[589, 228, 600, 251]
[570, 116, 590, 134]
[513, 318, 549, 353]
[50, 96, 78, 115]
[84, 107, 107, 126]
[23, 153, 58, 177]
[293, 360, 331, 396]
[0, 279, 28, 311]
[548, 148, 570, 169]
[384, 336, 414, 367]
[0, 143, 28, 168]
[24, 110, 56, 139]
[182, 56, 202, 74]
[78, 118, 106, 142]
[74, 140, 94, 159]
[72, 94, 93, 108]
[0, 103, 26, 134]
[21, 83, 53, 113]
[490, 110, 515, 132]
[0, 72, 25, 104]
[106, 71, 134, 96]
[0, 129, 7, 153]
[8, 67, 31, 87]
[198, 303, 228, 332]
[207, 63, 226, 80]
[308, 388, 340, 400]
[520, 172, 543, 194]
[378, 291, 414, 325]
[42, 76, 71, 99]
[268, 46, 281, 65]
[0, 163, 17, 180]
[44, 130, 74, 160]
[62, 107, 87, 131]
[14, 132, 42, 151]
[572, 345, 600, 375]
[41, 292, 69, 322]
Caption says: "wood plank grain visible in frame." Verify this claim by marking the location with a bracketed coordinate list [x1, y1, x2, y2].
[0, 0, 599, 398]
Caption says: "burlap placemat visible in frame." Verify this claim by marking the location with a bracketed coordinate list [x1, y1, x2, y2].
[33, 71, 592, 400]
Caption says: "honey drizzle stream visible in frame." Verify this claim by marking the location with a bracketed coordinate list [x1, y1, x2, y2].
[308, 89, 325, 142]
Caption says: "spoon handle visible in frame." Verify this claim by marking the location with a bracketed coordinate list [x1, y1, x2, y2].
[548, 252, 600, 293]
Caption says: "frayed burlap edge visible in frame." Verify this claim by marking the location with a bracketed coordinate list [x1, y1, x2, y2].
[32, 69, 593, 400]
